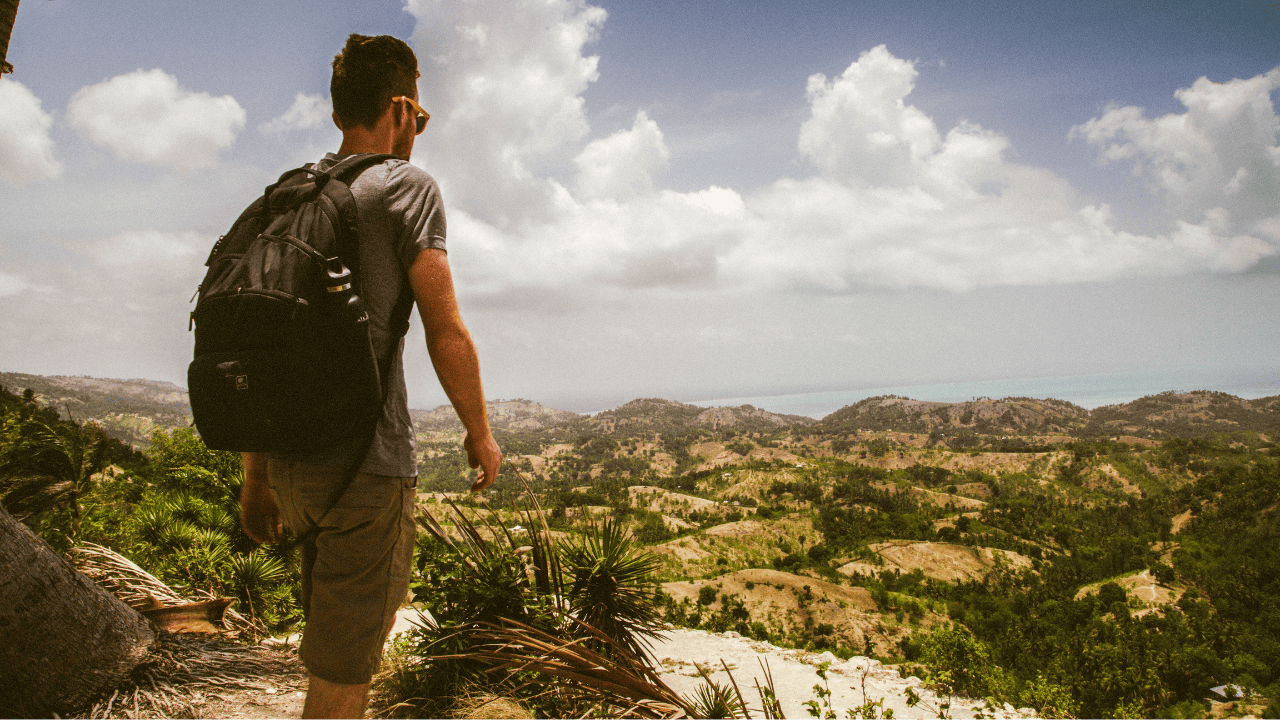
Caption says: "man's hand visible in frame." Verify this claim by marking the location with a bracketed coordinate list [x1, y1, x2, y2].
[240, 452, 282, 544]
[465, 431, 502, 492]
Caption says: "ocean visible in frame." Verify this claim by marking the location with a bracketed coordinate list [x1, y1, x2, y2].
[687, 368, 1280, 419]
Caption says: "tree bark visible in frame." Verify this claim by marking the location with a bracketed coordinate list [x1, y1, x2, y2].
[0, 502, 156, 717]
[0, 0, 18, 73]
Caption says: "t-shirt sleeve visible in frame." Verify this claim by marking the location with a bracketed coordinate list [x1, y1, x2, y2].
[384, 160, 447, 271]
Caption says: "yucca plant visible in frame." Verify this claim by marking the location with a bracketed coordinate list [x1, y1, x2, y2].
[156, 517, 200, 550]
[433, 616, 696, 719]
[690, 678, 745, 719]
[560, 517, 665, 660]
[200, 504, 240, 538]
[163, 490, 212, 525]
[391, 470, 775, 719]
[229, 549, 290, 624]
[191, 527, 232, 553]
[158, 541, 231, 595]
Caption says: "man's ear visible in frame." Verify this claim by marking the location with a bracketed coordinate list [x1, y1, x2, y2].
[332, 112, 344, 131]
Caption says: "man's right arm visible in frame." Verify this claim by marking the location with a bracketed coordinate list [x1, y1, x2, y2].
[407, 247, 501, 491]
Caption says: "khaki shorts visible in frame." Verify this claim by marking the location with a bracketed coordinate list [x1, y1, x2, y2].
[268, 460, 417, 685]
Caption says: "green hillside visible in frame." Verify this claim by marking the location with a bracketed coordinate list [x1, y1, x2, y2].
[3, 374, 1279, 718]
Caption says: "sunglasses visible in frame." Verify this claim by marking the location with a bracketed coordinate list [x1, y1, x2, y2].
[394, 96, 430, 134]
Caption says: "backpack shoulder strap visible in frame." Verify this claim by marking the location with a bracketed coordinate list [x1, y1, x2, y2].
[323, 152, 400, 184]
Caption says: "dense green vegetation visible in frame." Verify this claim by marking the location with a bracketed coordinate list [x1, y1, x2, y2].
[774, 442, 1280, 718]
[5, 378, 1280, 717]
[0, 384, 300, 631]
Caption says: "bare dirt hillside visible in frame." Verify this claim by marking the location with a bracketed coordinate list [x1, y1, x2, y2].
[839, 541, 1034, 584]
[1074, 569, 1184, 615]
[662, 568, 933, 657]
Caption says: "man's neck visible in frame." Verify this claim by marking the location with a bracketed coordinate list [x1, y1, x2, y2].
[336, 131, 394, 157]
[333, 107, 414, 160]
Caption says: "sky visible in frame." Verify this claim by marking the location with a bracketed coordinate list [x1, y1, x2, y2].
[1, 0, 1278, 414]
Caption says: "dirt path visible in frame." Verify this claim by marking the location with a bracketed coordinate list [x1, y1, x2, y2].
[196, 678, 307, 719]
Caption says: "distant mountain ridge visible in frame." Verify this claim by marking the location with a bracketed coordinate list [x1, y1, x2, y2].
[3, 371, 1276, 444]
[412, 399, 582, 432]
[1083, 390, 1280, 438]
[815, 395, 1091, 436]
[813, 391, 1280, 439]
[584, 398, 816, 436]
[0, 371, 193, 447]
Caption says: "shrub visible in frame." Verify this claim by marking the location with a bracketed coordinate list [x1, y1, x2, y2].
[911, 624, 1011, 701]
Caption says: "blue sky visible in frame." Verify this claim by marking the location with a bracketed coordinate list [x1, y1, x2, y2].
[1, 0, 1278, 413]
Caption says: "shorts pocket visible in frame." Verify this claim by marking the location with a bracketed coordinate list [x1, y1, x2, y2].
[333, 472, 401, 509]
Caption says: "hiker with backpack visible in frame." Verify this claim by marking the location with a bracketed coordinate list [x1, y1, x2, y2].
[188, 34, 500, 718]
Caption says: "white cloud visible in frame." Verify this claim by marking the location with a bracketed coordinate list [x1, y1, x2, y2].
[67, 69, 246, 170]
[0, 271, 31, 298]
[0, 78, 62, 186]
[1073, 67, 1280, 233]
[260, 93, 329, 133]
[575, 111, 669, 201]
[409, 0, 606, 227]
[88, 229, 202, 271]
[0, 229, 211, 379]
[405, 8, 1276, 301]
[798, 45, 941, 188]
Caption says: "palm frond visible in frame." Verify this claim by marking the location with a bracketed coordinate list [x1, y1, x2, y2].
[67, 542, 266, 636]
[433, 616, 694, 719]
[0, 417, 96, 520]
[0, 475, 72, 520]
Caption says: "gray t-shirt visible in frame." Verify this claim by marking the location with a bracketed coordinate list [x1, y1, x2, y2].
[272, 153, 445, 477]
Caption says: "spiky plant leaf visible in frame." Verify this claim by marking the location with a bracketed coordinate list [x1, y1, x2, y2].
[431, 616, 695, 719]
[691, 680, 744, 719]
[158, 518, 200, 549]
[191, 527, 232, 552]
[560, 517, 665, 659]
[200, 504, 239, 537]
[164, 490, 210, 525]
[230, 550, 287, 593]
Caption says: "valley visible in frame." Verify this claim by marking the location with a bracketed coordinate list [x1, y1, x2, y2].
[3, 374, 1278, 718]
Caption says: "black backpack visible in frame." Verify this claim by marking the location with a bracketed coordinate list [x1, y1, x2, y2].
[188, 153, 408, 454]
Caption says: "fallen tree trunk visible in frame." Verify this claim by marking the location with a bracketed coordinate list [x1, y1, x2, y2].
[0, 502, 156, 717]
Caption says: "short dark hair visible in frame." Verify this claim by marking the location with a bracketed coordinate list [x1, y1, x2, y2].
[330, 34, 419, 130]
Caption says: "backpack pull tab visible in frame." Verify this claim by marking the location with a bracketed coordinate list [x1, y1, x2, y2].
[326, 259, 353, 294]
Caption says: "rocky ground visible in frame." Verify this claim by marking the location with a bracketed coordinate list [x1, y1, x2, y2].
[194, 611, 1034, 719]
[649, 628, 1032, 720]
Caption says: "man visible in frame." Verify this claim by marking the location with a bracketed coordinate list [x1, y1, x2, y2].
[238, 34, 502, 719]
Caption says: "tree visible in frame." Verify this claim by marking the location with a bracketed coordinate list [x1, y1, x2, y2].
[0, 502, 155, 716]
[0, 0, 19, 74]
